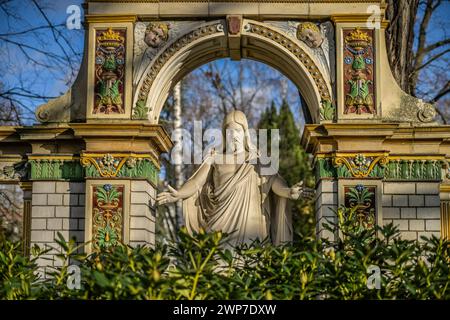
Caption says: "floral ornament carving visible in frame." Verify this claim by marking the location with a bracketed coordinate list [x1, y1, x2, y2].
[345, 184, 376, 229]
[92, 184, 123, 250]
[81, 153, 159, 184]
[94, 28, 126, 115]
[82, 153, 125, 177]
[333, 153, 388, 178]
[343, 27, 375, 115]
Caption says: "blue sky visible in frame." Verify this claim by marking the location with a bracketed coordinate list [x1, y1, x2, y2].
[0, 0, 84, 123]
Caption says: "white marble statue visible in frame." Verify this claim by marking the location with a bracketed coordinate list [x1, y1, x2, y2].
[157, 110, 314, 246]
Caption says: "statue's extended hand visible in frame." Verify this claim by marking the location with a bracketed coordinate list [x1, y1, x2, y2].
[290, 181, 315, 201]
[156, 185, 179, 205]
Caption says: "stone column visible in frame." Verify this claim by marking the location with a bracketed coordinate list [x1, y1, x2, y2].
[20, 182, 32, 256]
[72, 123, 172, 253]
[439, 174, 450, 239]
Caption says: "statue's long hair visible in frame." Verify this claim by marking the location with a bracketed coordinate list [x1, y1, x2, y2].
[222, 110, 259, 161]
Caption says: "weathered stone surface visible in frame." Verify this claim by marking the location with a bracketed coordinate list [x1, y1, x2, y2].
[408, 195, 424, 207]
[392, 195, 408, 207]
[47, 218, 63, 230]
[383, 207, 400, 219]
[31, 230, 54, 242]
[409, 219, 425, 231]
[33, 182, 56, 194]
[417, 207, 440, 219]
[400, 208, 416, 219]
[382, 195, 392, 207]
[425, 195, 440, 207]
[425, 220, 440, 231]
[31, 219, 47, 230]
[416, 183, 439, 195]
[33, 206, 55, 218]
[392, 219, 408, 231]
[399, 231, 417, 241]
[32, 194, 47, 206]
[48, 194, 63, 206]
[55, 206, 70, 218]
[131, 192, 150, 204]
[384, 182, 415, 195]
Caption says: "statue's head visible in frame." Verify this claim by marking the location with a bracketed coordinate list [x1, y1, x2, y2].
[222, 110, 257, 158]
[297, 22, 323, 48]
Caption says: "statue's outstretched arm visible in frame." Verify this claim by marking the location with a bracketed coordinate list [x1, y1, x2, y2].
[156, 160, 212, 205]
[176, 161, 211, 199]
[271, 175, 292, 199]
[271, 176, 315, 201]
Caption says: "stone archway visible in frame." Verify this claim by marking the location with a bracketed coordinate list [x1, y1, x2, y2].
[132, 18, 333, 124]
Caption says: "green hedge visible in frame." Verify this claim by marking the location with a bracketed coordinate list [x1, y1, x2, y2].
[1, 207, 449, 300]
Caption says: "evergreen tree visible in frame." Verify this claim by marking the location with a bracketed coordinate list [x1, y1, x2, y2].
[258, 100, 278, 140]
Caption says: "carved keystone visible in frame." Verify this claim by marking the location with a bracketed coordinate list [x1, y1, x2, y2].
[227, 15, 242, 60]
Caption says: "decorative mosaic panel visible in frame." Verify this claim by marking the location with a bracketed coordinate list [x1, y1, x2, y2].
[344, 184, 376, 229]
[94, 28, 126, 115]
[92, 184, 124, 250]
[343, 27, 376, 115]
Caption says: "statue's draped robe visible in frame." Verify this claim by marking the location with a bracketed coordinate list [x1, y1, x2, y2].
[182, 159, 292, 246]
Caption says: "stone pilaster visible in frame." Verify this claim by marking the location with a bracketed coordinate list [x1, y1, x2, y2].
[130, 180, 156, 247]
[72, 123, 172, 253]
[19, 182, 32, 256]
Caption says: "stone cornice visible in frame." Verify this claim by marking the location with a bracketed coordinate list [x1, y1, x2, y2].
[0, 126, 21, 142]
[70, 123, 173, 154]
[15, 123, 74, 140]
[85, 14, 138, 23]
[302, 123, 450, 155]
[87, 0, 383, 17]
